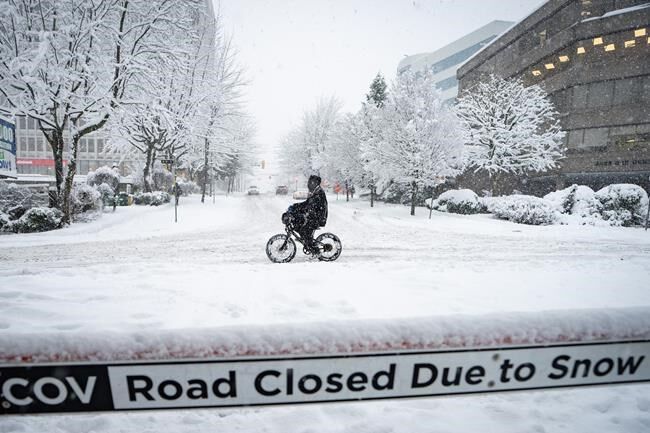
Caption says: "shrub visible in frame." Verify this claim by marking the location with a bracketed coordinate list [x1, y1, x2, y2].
[544, 184, 601, 217]
[9, 207, 64, 233]
[97, 182, 115, 205]
[431, 189, 487, 214]
[87, 166, 120, 191]
[0, 212, 9, 231]
[133, 191, 170, 206]
[489, 195, 558, 225]
[595, 184, 649, 227]
[0, 182, 47, 213]
[177, 180, 199, 196]
[72, 184, 102, 215]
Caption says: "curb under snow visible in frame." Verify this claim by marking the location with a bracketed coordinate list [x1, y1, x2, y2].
[1, 307, 649, 364]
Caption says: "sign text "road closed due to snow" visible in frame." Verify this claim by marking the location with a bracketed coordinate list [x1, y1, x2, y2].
[1, 340, 649, 415]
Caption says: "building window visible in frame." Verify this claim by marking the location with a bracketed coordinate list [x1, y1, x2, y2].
[19, 137, 27, 153]
[587, 81, 613, 108]
[583, 127, 609, 148]
[593, 37, 603, 46]
[27, 117, 35, 129]
[624, 40, 636, 48]
[567, 129, 585, 149]
[559, 55, 569, 62]
[28, 137, 35, 152]
[634, 28, 646, 38]
[79, 138, 87, 153]
[604, 43, 615, 52]
[88, 138, 95, 154]
[544, 63, 555, 70]
[614, 78, 640, 105]
[18, 117, 26, 129]
[97, 138, 104, 154]
[577, 46, 586, 54]
[532, 69, 542, 76]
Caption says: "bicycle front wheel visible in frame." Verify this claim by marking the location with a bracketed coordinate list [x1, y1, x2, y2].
[266, 234, 297, 263]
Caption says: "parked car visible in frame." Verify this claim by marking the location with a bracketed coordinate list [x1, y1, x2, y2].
[247, 185, 259, 195]
[275, 185, 289, 195]
[292, 189, 309, 200]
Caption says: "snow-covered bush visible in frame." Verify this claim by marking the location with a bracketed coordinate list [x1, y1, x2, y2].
[0, 182, 46, 213]
[489, 195, 558, 225]
[595, 184, 649, 227]
[87, 166, 120, 191]
[544, 184, 600, 217]
[97, 182, 115, 205]
[0, 211, 9, 231]
[72, 184, 102, 215]
[431, 189, 486, 214]
[9, 207, 64, 233]
[133, 191, 171, 206]
[177, 179, 199, 196]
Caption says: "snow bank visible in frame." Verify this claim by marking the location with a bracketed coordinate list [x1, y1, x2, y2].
[2, 307, 649, 364]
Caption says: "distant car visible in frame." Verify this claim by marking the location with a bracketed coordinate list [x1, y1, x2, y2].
[292, 189, 309, 200]
[275, 185, 289, 195]
[247, 185, 259, 195]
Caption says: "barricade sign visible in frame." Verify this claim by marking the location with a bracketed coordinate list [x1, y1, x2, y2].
[1, 340, 648, 415]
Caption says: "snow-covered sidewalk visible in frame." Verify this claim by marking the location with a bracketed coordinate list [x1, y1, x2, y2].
[1, 194, 649, 432]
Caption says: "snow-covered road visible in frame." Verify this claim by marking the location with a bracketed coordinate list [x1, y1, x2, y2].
[1, 194, 650, 432]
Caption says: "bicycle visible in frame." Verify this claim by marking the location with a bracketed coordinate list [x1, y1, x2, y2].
[266, 213, 342, 263]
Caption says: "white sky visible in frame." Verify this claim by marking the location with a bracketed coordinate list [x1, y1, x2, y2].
[216, 0, 543, 164]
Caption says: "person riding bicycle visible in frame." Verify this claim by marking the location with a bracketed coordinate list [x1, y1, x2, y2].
[285, 175, 328, 254]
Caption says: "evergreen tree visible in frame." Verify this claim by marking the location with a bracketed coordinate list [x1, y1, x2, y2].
[366, 73, 388, 108]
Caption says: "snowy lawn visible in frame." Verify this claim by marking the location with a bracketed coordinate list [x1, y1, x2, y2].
[1, 193, 649, 432]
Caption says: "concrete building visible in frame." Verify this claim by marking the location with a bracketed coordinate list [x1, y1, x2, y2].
[398, 20, 513, 101]
[457, 0, 650, 194]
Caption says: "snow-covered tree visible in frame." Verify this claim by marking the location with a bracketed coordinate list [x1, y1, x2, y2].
[0, 0, 198, 223]
[279, 96, 342, 178]
[363, 70, 463, 216]
[456, 74, 566, 193]
[366, 73, 388, 108]
[320, 112, 368, 201]
[362, 72, 389, 206]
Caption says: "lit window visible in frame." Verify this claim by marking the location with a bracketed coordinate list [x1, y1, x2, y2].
[559, 55, 569, 62]
[624, 40, 636, 48]
[593, 37, 603, 45]
[604, 43, 615, 52]
[532, 70, 542, 76]
[544, 63, 555, 70]
[577, 46, 586, 54]
[634, 28, 646, 37]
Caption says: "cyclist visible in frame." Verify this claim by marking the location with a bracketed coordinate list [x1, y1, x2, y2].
[286, 175, 328, 254]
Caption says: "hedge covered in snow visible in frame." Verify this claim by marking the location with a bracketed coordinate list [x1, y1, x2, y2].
[7, 207, 64, 233]
[429, 189, 487, 214]
[134, 191, 171, 206]
[488, 195, 559, 225]
[432, 184, 649, 227]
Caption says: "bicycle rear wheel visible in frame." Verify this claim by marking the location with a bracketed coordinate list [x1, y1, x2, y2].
[315, 233, 342, 262]
[266, 234, 297, 263]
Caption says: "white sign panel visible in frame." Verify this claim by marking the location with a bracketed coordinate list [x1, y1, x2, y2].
[0, 116, 17, 178]
[1, 340, 649, 415]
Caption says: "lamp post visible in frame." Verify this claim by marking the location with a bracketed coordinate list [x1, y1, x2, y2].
[646, 175, 650, 231]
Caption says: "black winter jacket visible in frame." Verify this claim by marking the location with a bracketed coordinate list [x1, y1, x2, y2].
[292, 186, 328, 227]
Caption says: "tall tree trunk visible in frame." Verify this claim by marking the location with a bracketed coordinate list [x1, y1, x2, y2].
[61, 136, 80, 225]
[44, 128, 65, 209]
[410, 181, 417, 216]
[143, 144, 155, 193]
[490, 172, 500, 196]
[370, 184, 375, 208]
[201, 137, 209, 203]
[345, 179, 349, 202]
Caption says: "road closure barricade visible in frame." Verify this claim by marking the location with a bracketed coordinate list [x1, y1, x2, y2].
[1, 307, 649, 415]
